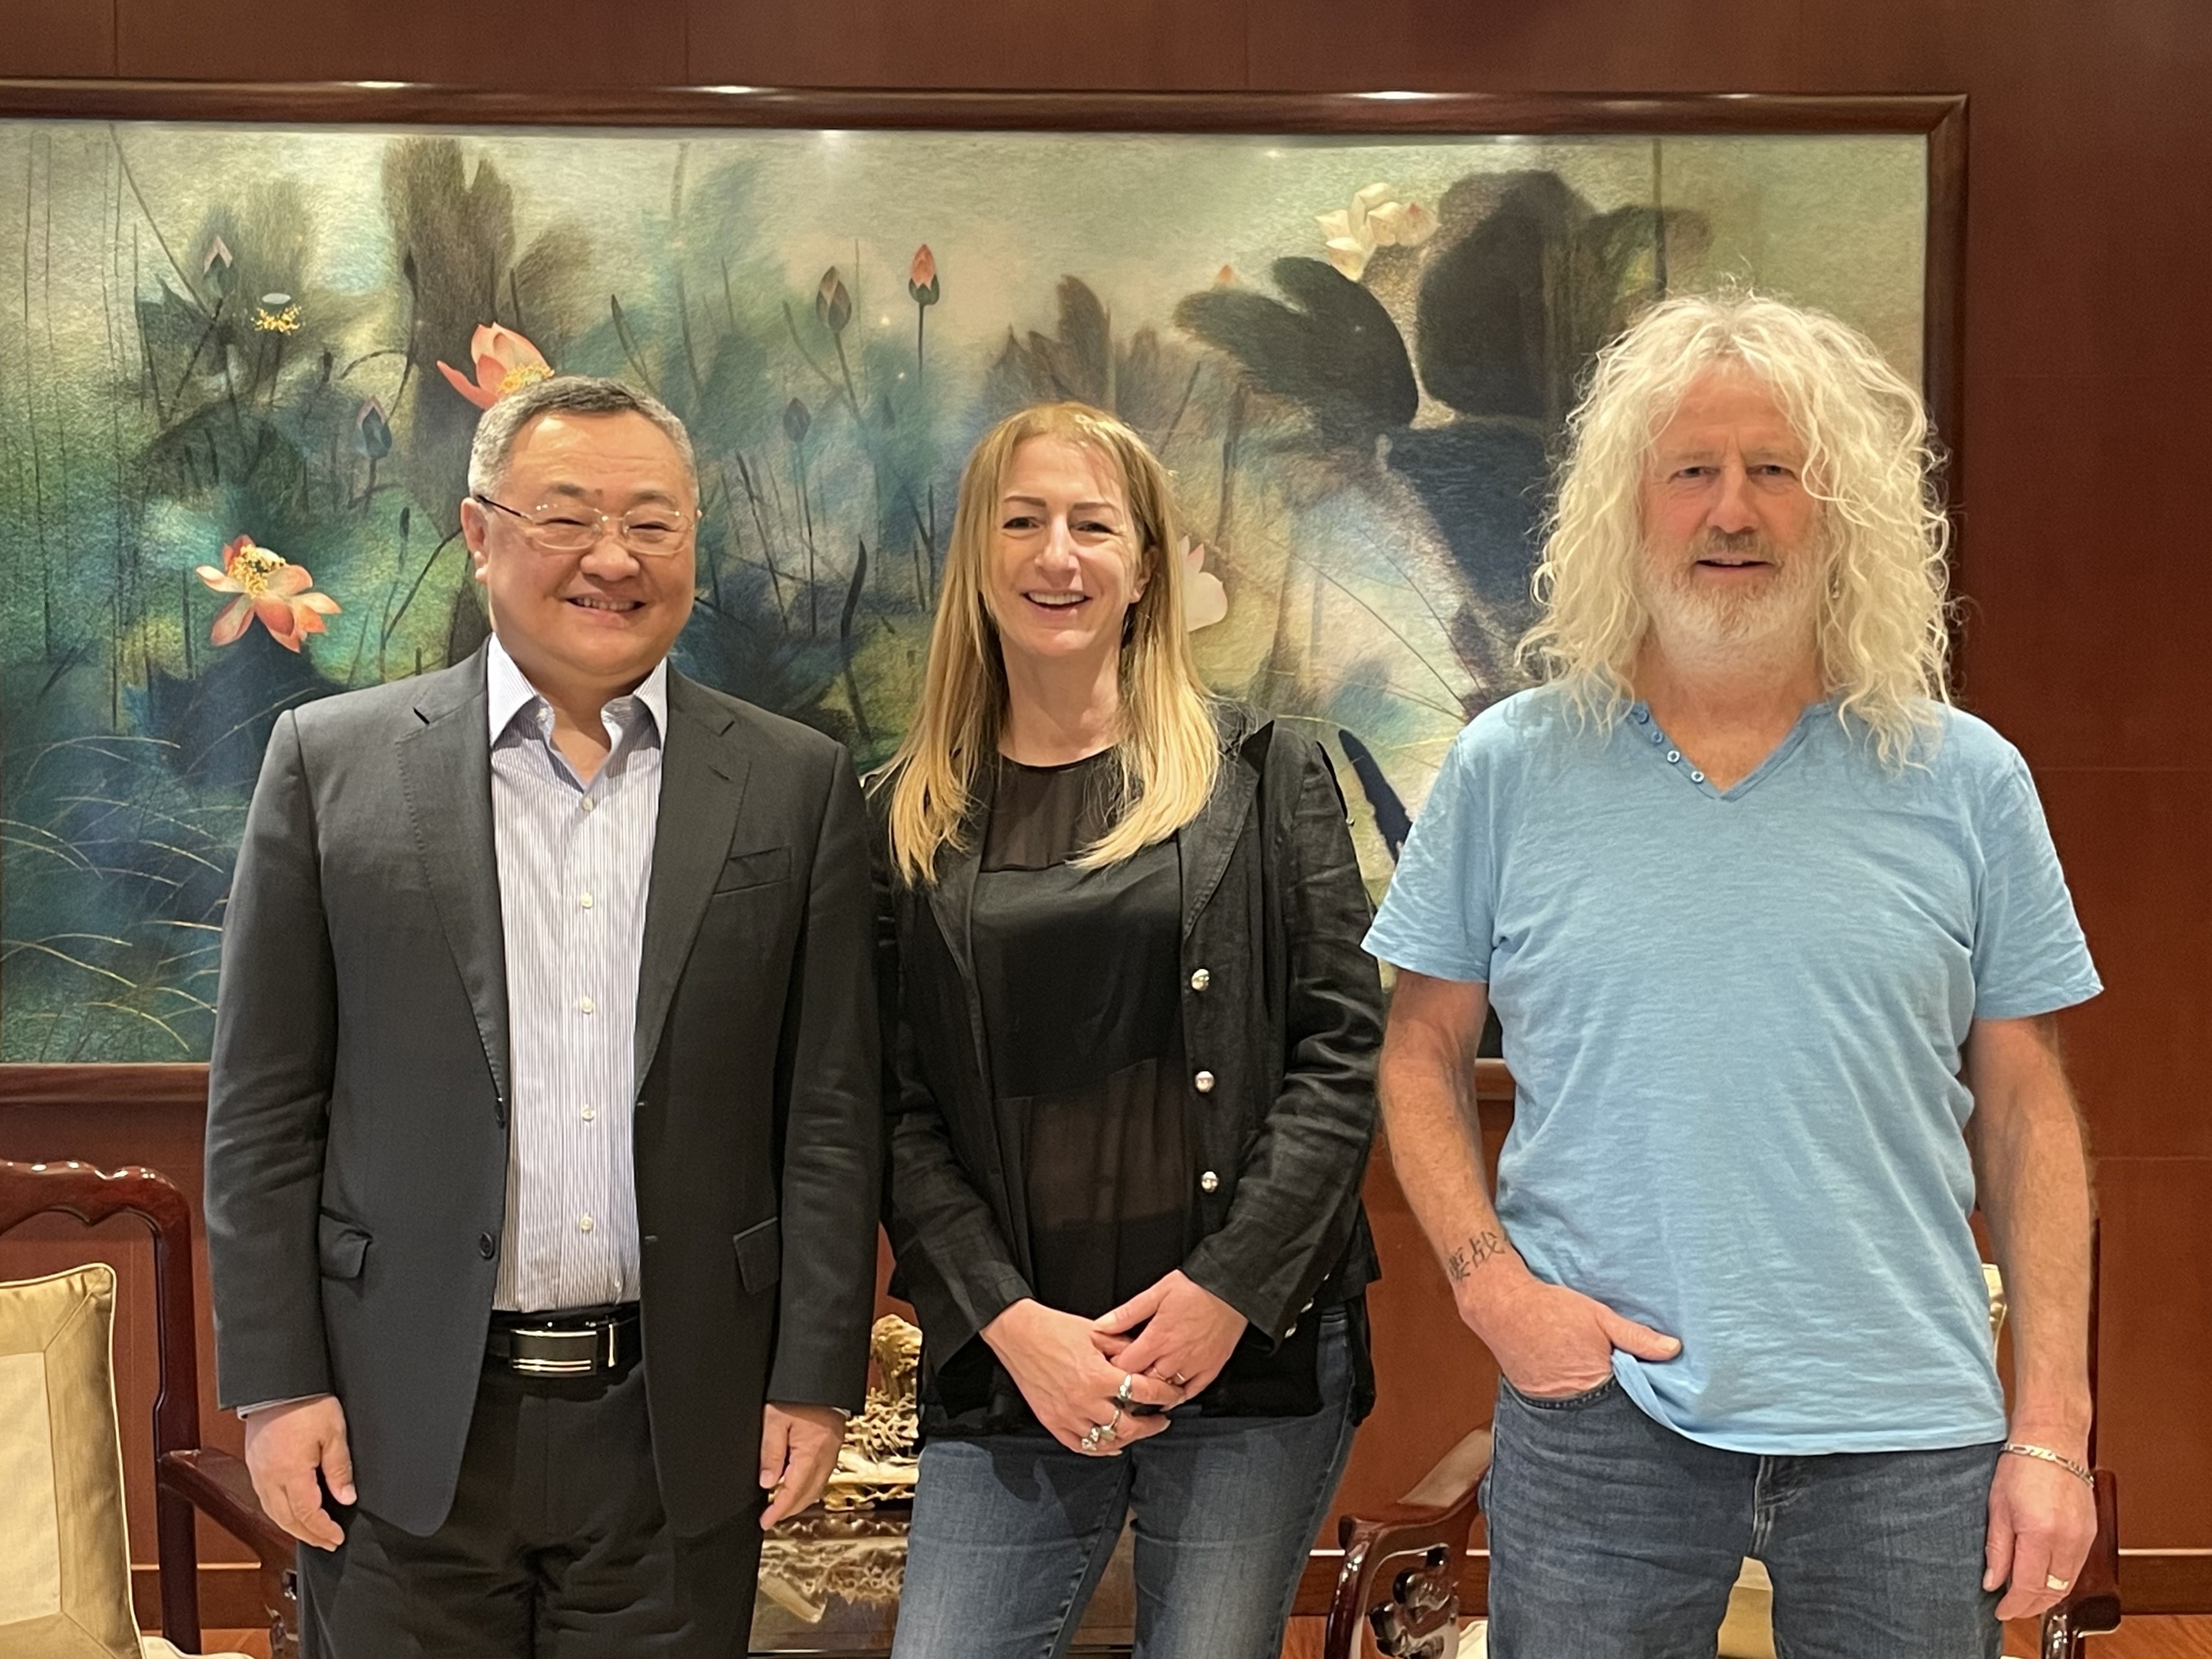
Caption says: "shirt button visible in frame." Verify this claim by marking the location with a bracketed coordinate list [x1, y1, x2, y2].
[1650, 732, 1664, 745]
[579, 892, 594, 910]
[1193, 1070, 1215, 1093]
[582, 1105, 596, 1122]
[1633, 709, 1651, 724]
[1666, 751, 1680, 764]
[581, 796, 596, 813]
[1189, 968, 1211, 992]
[1691, 770, 1706, 783]
[577, 995, 596, 1014]
[477, 1232, 497, 1260]
[1199, 1171, 1220, 1194]
[579, 1214, 594, 1234]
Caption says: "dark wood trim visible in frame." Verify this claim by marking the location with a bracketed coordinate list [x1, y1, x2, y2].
[1923, 95, 1974, 696]
[1297, 1547, 2212, 1619]
[0, 1063, 208, 1109]
[0, 81, 1965, 136]
[131, 1562, 270, 1637]
[2118, 1550, 2212, 1616]
[3, 1059, 1510, 1112]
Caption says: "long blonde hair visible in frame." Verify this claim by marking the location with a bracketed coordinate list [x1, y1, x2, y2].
[881, 403, 1219, 885]
[1518, 289, 1953, 764]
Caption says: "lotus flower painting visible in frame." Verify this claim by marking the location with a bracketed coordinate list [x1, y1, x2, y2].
[0, 117, 1930, 1058]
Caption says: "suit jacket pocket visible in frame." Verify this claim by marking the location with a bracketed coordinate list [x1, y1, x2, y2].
[713, 846, 790, 896]
[734, 1216, 781, 1293]
[318, 1213, 371, 1281]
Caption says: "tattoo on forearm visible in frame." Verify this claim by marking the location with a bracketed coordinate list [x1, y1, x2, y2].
[1445, 1230, 1509, 1282]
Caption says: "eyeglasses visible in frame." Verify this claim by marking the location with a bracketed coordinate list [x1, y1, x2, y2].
[473, 493, 697, 557]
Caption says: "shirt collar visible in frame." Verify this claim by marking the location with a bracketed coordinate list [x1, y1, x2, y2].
[484, 632, 670, 747]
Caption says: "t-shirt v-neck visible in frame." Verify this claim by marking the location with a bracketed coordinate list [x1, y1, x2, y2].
[1626, 698, 1826, 801]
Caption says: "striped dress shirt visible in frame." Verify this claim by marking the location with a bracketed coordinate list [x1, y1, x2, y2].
[485, 636, 668, 1313]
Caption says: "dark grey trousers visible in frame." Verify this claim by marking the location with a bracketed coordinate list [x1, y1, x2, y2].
[298, 1357, 762, 1658]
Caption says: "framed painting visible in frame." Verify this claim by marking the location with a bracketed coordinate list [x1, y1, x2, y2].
[0, 85, 1964, 1062]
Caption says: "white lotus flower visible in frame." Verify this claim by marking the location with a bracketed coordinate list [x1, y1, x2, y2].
[1313, 183, 1438, 281]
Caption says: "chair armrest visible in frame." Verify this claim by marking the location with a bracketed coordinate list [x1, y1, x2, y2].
[1322, 1429, 1493, 1659]
[157, 1447, 297, 1565]
[2046, 1469, 2121, 1641]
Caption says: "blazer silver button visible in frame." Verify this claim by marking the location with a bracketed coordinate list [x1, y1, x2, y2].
[1190, 968, 1211, 992]
[1193, 1070, 1215, 1093]
[1199, 1171, 1220, 1194]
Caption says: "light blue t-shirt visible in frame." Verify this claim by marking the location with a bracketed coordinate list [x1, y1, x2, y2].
[1363, 687, 2101, 1454]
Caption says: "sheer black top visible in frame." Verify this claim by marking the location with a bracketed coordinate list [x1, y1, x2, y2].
[971, 751, 1195, 1321]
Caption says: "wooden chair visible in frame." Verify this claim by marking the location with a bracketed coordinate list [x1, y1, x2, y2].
[1323, 1249, 2123, 1659]
[0, 1158, 299, 1658]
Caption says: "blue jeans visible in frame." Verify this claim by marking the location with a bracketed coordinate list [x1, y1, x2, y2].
[890, 1309, 1357, 1659]
[1484, 1377, 2003, 1659]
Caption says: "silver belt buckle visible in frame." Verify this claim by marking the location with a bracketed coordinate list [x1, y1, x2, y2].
[509, 1323, 615, 1376]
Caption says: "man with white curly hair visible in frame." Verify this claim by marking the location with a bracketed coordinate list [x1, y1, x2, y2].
[1365, 291, 2101, 1656]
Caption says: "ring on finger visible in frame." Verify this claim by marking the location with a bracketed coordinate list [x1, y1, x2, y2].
[2045, 1574, 2073, 1592]
[1080, 1406, 1124, 1454]
[1114, 1373, 1137, 1408]
[1168, 1371, 1190, 1388]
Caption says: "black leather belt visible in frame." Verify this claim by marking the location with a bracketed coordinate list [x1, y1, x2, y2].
[486, 1304, 641, 1377]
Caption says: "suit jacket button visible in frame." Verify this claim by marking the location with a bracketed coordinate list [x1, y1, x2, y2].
[1199, 1171, 1220, 1194]
[478, 1232, 497, 1260]
[1189, 967, 1211, 992]
[1194, 1070, 1215, 1094]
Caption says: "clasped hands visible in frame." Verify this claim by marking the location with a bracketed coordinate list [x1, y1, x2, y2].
[244, 1393, 847, 1550]
[982, 1270, 1247, 1455]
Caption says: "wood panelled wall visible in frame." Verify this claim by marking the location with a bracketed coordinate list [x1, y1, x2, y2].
[3, 0, 2207, 1570]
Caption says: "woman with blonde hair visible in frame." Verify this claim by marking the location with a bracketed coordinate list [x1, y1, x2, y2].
[876, 402, 1383, 1658]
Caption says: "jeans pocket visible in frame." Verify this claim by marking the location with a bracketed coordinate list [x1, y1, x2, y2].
[1501, 1373, 1620, 1411]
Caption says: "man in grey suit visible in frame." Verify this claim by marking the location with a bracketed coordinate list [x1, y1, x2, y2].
[205, 375, 881, 1655]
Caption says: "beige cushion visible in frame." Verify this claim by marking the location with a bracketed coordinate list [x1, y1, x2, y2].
[0, 1265, 140, 1659]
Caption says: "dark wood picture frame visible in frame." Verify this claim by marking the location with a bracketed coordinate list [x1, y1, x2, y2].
[0, 81, 1968, 487]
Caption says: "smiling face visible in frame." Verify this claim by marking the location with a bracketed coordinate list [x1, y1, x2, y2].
[984, 434, 1150, 672]
[1638, 365, 1826, 654]
[461, 408, 696, 704]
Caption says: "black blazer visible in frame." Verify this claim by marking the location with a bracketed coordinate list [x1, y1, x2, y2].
[204, 645, 881, 1537]
[876, 707, 1384, 1408]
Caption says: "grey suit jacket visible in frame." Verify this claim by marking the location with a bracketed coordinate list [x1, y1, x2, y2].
[205, 645, 881, 1537]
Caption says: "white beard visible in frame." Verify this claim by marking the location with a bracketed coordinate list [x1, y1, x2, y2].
[1639, 531, 1824, 668]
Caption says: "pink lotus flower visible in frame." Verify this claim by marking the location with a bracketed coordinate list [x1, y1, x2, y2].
[436, 323, 552, 410]
[196, 535, 341, 653]
[908, 245, 940, 305]
[1181, 539, 1228, 631]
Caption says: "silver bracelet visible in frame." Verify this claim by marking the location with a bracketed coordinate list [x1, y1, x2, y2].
[2002, 1441, 2094, 1489]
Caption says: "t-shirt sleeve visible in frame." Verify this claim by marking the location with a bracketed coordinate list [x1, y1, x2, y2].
[1362, 725, 1496, 983]
[1971, 748, 2102, 1020]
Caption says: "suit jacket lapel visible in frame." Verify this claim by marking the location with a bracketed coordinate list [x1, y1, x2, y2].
[396, 647, 512, 1110]
[633, 672, 748, 1097]
[1177, 722, 1263, 939]
[922, 836, 983, 998]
